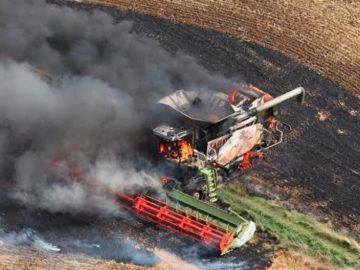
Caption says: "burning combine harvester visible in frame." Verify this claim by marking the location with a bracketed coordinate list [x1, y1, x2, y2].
[52, 84, 305, 256]
[119, 84, 305, 255]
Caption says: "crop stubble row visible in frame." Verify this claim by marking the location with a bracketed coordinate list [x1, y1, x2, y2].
[87, 0, 360, 94]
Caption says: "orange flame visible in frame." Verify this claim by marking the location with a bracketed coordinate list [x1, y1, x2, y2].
[159, 143, 165, 154]
[177, 139, 193, 162]
[158, 139, 193, 162]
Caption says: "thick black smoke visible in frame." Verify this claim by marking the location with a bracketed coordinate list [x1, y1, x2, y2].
[0, 0, 233, 215]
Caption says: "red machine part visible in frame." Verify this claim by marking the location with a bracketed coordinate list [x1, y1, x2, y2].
[114, 192, 234, 253]
[50, 156, 234, 254]
[238, 151, 264, 171]
[228, 88, 240, 105]
[239, 151, 253, 171]
[267, 116, 277, 130]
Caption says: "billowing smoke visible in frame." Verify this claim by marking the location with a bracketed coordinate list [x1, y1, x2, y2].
[0, 0, 232, 215]
[0, 61, 160, 216]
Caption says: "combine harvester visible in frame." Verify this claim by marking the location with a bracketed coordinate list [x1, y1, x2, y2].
[51, 84, 304, 255]
[153, 84, 305, 200]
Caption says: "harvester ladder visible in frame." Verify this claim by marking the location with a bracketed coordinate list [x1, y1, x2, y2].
[201, 167, 218, 202]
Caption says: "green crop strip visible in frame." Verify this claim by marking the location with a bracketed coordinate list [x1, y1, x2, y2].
[219, 183, 360, 269]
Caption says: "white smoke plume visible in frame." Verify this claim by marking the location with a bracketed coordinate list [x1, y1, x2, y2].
[0, 228, 61, 252]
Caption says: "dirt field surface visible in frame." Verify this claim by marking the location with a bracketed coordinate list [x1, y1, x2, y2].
[85, 0, 360, 95]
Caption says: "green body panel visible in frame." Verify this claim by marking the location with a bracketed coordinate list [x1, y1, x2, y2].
[167, 188, 242, 230]
[166, 187, 256, 255]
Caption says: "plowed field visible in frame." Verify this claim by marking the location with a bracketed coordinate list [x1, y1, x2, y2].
[86, 0, 360, 95]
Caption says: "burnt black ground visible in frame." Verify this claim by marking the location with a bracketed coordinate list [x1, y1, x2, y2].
[1, 0, 359, 269]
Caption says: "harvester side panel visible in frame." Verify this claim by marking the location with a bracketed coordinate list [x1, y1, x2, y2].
[167, 188, 244, 227]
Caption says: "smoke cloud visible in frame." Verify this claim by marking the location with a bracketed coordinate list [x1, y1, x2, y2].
[0, 0, 232, 215]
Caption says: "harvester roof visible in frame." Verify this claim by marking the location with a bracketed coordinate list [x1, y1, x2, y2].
[159, 89, 234, 126]
[158, 87, 262, 127]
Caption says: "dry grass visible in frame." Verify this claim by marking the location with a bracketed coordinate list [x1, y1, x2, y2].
[0, 243, 184, 270]
[82, 0, 360, 95]
[268, 250, 336, 270]
[0, 243, 201, 270]
[0, 243, 145, 270]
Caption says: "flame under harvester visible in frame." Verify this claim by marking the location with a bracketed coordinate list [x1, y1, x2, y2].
[52, 84, 305, 256]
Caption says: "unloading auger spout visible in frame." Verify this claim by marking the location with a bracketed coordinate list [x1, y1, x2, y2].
[230, 87, 305, 122]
